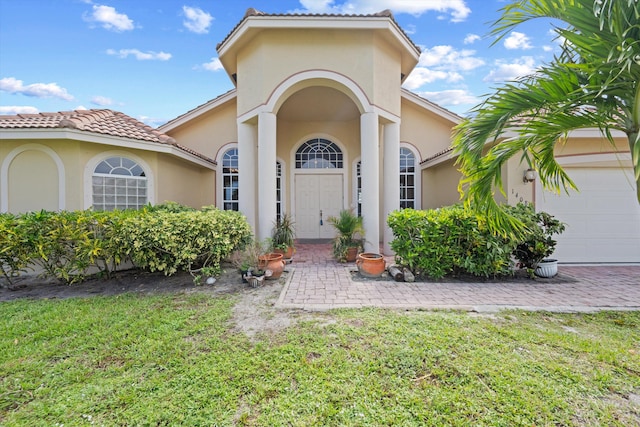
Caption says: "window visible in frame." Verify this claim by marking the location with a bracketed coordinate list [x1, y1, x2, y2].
[356, 161, 362, 217]
[276, 161, 283, 221]
[400, 147, 416, 209]
[296, 138, 343, 169]
[92, 156, 147, 211]
[222, 148, 239, 211]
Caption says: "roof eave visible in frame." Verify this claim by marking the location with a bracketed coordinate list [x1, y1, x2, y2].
[0, 128, 216, 170]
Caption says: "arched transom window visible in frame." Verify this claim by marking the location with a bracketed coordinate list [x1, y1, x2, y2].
[92, 156, 147, 211]
[295, 138, 343, 169]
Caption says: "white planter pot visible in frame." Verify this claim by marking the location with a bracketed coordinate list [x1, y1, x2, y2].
[534, 259, 558, 278]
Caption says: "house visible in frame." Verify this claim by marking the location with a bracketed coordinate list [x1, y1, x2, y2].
[1, 9, 638, 263]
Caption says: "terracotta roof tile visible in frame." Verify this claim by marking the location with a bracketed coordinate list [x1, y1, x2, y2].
[0, 109, 215, 165]
[217, 8, 419, 52]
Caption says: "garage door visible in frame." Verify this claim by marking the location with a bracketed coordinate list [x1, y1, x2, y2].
[535, 167, 640, 263]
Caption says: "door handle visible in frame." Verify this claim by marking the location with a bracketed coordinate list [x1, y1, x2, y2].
[320, 209, 323, 226]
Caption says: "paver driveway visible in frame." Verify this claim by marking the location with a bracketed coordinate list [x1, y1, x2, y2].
[276, 242, 640, 312]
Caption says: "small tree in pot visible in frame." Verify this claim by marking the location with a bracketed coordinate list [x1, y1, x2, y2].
[328, 209, 364, 262]
[270, 213, 295, 260]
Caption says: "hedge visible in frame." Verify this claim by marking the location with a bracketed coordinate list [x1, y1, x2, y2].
[0, 204, 252, 286]
[387, 205, 516, 279]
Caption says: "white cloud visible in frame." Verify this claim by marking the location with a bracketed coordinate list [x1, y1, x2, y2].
[107, 49, 172, 61]
[418, 45, 485, 71]
[0, 77, 74, 101]
[182, 6, 213, 34]
[138, 116, 167, 127]
[91, 95, 113, 106]
[484, 56, 538, 82]
[75, 105, 88, 110]
[418, 89, 479, 107]
[504, 31, 532, 50]
[296, 0, 470, 22]
[464, 34, 480, 44]
[199, 57, 224, 72]
[0, 106, 39, 115]
[84, 4, 134, 32]
[403, 68, 462, 90]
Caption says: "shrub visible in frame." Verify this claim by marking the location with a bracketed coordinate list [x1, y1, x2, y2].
[506, 203, 566, 275]
[114, 207, 252, 280]
[0, 213, 31, 286]
[388, 206, 516, 279]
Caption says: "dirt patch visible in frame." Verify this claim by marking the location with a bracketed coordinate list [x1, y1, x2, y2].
[0, 264, 322, 339]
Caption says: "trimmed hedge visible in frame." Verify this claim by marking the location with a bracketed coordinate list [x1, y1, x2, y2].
[388, 205, 515, 279]
[0, 205, 252, 285]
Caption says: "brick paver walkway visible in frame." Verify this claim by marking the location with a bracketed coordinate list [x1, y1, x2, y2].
[276, 242, 640, 312]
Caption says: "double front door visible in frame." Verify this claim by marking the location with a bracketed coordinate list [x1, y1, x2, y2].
[295, 174, 343, 239]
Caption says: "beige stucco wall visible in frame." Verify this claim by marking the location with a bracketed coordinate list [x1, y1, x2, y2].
[400, 99, 455, 160]
[1, 138, 213, 213]
[165, 98, 238, 160]
[7, 149, 59, 212]
[156, 155, 215, 207]
[235, 29, 402, 117]
[422, 159, 463, 209]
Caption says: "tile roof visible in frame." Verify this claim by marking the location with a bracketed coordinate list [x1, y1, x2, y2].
[217, 8, 419, 52]
[0, 109, 215, 164]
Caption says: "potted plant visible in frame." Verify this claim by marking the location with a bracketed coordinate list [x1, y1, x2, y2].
[328, 209, 364, 262]
[270, 213, 295, 260]
[510, 203, 566, 278]
[230, 239, 271, 285]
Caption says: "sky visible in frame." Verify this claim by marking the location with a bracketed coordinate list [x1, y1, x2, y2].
[0, 0, 562, 127]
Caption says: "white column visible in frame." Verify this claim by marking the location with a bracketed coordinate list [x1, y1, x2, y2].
[238, 121, 256, 232]
[360, 111, 380, 253]
[257, 111, 277, 241]
[383, 121, 400, 255]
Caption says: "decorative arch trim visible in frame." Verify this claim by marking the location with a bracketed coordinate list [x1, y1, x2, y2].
[1, 143, 66, 212]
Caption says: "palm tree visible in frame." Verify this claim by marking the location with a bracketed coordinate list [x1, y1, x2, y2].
[453, 0, 639, 234]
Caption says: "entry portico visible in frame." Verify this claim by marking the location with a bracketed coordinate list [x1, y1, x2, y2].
[218, 9, 418, 252]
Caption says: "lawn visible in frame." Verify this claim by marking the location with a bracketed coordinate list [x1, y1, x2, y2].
[1, 291, 639, 426]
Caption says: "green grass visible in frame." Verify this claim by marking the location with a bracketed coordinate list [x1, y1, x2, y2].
[1, 293, 639, 426]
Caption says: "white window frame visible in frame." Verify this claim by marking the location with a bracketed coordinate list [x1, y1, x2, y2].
[84, 151, 154, 210]
[400, 143, 421, 209]
[217, 144, 240, 211]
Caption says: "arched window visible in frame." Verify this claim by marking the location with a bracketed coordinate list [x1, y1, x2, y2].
[400, 147, 416, 209]
[92, 156, 147, 211]
[295, 138, 343, 169]
[222, 148, 239, 211]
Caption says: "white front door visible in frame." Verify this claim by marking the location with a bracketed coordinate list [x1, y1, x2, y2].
[295, 174, 343, 238]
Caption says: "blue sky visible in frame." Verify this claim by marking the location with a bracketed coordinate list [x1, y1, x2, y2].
[0, 0, 560, 126]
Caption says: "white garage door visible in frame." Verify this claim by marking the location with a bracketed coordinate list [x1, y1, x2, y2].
[535, 167, 640, 263]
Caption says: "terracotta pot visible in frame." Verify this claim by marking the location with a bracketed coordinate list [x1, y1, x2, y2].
[356, 252, 386, 278]
[258, 252, 285, 279]
[274, 246, 295, 260]
[345, 246, 359, 262]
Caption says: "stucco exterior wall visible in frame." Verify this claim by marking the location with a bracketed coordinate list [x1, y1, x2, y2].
[1, 138, 213, 213]
[235, 29, 391, 116]
[400, 99, 454, 160]
[156, 155, 215, 208]
[422, 159, 462, 209]
[167, 99, 238, 160]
